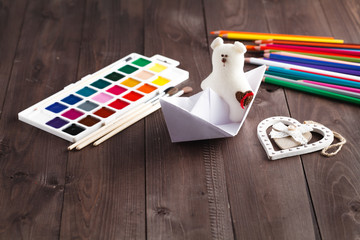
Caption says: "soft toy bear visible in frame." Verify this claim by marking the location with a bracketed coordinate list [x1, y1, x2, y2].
[201, 37, 254, 122]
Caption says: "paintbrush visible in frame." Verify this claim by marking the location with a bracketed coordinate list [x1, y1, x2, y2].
[92, 86, 193, 147]
[68, 87, 178, 150]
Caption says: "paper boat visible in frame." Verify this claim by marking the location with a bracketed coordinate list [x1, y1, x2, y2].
[160, 65, 266, 142]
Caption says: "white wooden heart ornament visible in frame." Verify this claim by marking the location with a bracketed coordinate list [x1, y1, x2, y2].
[257, 116, 334, 160]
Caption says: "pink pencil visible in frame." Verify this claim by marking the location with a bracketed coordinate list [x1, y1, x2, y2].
[271, 51, 360, 67]
[264, 44, 360, 57]
[302, 80, 360, 94]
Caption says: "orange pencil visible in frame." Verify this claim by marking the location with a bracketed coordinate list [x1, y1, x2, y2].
[255, 40, 360, 49]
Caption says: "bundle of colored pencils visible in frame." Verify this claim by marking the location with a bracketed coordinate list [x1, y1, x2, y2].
[211, 30, 360, 105]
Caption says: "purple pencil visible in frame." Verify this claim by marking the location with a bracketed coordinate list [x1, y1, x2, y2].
[265, 58, 360, 76]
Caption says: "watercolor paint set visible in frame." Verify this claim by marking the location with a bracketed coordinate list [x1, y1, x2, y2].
[18, 53, 189, 142]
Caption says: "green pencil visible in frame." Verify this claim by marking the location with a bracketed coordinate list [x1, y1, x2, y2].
[263, 76, 360, 105]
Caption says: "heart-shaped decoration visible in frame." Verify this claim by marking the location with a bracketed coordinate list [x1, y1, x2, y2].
[257, 116, 334, 160]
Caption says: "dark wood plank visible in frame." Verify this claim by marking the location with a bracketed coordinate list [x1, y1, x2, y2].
[204, 0, 318, 239]
[59, 0, 146, 239]
[0, 0, 27, 111]
[1, 0, 359, 239]
[0, 0, 85, 238]
[262, 0, 331, 36]
[278, 0, 360, 239]
[319, 0, 360, 43]
[144, 0, 234, 239]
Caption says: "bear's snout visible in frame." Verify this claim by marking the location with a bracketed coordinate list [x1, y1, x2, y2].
[221, 54, 228, 66]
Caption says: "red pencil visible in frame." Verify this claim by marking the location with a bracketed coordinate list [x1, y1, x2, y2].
[263, 44, 360, 57]
[254, 45, 360, 59]
[255, 40, 360, 49]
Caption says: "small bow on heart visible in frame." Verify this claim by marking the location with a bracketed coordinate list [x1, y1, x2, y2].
[270, 122, 313, 145]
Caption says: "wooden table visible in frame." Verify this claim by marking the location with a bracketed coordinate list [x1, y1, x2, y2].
[1, 0, 359, 239]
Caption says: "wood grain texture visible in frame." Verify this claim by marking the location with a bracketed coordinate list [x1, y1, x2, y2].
[262, 0, 331, 37]
[204, 0, 318, 239]
[319, 0, 360, 43]
[144, 0, 232, 239]
[0, 0, 27, 112]
[60, 0, 146, 239]
[263, 0, 360, 239]
[0, 0, 359, 239]
[0, 0, 85, 239]
[202, 140, 234, 240]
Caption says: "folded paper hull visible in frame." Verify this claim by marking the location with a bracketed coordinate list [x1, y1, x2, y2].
[160, 65, 266, 142]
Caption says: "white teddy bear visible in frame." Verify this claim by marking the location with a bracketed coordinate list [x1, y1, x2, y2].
[201, 37, 254, 122]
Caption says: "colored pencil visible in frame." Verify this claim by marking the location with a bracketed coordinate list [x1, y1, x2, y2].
[220, 33, 344, 43]
[266, 49, 360, 63]
[267, 66, 360, 88]
[293, 68, 360, 82]
[302, 80, 360, 94]
[262, 76, 360, 105]
[255, 45, 360, 59]
[211, 31, 335, 39]
[264, 53, 360, 71]
[246, 45, 258, 51]
[262, 44, 360, 57]
[268, 51, 360, 66]
[265, 74, 360, 98]
[255, 40, 360, 50]
[245, 57, 360, 82]
[266, 58, 360, 76]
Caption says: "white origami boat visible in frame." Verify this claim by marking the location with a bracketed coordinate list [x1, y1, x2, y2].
[160, 65, 266, 142]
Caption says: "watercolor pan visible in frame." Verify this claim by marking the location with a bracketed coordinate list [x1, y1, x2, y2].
[18, 53, 189, 142]
[76, 87, 97, 97]
[106, 85, 127, 95]
[78, 115, 100, 127]
[104, 72, 125, 81]
[77, 101, 99, 112]
[137, 84, 157, 94]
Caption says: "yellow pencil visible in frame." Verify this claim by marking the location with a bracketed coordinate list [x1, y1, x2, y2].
[220, 33, 344, 44]
[212, 30, 335, 39]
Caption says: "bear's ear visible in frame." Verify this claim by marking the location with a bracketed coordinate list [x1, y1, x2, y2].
[211, 37, 224, 50]
[233, 41, 247, 54]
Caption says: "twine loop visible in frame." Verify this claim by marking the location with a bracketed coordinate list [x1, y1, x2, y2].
[304, 120, 346, 157]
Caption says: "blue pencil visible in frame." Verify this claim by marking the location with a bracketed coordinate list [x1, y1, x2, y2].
[267, 66, 360, 89]
[265, 53, 360, 71]
[266, 58, 360, 76]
